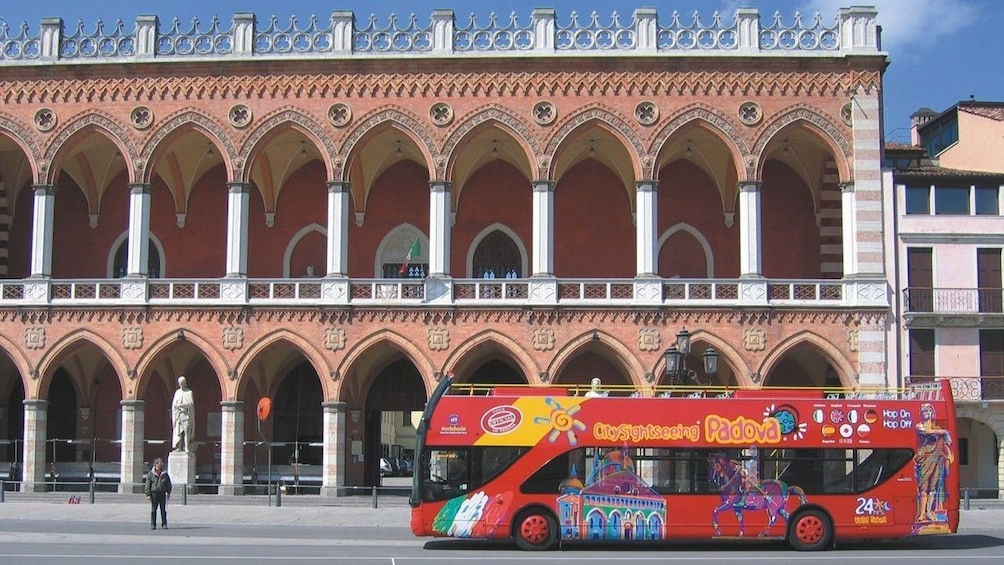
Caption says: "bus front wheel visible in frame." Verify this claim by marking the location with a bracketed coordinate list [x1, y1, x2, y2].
[514, 509, 558, 551]
[787, 508, 833, 551]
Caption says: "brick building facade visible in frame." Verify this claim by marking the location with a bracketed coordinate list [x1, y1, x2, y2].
[0, 7, 888, 493]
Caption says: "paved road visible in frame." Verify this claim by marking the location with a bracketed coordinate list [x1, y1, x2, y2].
[1, 494, 1002, 564]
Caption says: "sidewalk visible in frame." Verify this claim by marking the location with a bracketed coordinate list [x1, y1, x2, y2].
[0, 493, 411, 528]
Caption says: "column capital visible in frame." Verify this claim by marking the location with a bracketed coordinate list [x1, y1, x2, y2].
[839, 181, 855, 193]
[636, 179, 659, 192]
[738, 180, 762, 192]
[532, 180, 555, 192]
[227, 181, 250, 193]
[220, 400, 245, 410]
[32, 184, 57, 196]
[128, 183, 152, 195]
[23, 398, 48, 409]
[120, 399, 145, 410]
[428, 180, 452, 193]
[322, 401, 347, 413]
[327, 180, 350, 193]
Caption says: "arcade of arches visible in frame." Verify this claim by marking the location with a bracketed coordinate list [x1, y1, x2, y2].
[1, 316, 876, 493]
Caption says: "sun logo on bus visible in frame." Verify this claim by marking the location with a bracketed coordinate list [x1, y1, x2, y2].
[533, 398, 587, 446]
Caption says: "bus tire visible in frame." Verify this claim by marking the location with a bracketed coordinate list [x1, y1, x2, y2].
[787, 508, 833, 551]
[513, 508, 558, 551]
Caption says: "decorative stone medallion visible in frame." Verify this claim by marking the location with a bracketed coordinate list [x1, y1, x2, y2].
[428, 326, 450, 350]
[737, 101, 763, 126]
[122, 327, 144, 350]
[635, 101, 659, 125]
[328, 103, 352, 127]
[531, 327, 556, 351]
[841, 102, 853, 126]
[222, 326, 245, 350]
[743, 327, 766, 352]
[324, 326, 347, 351]
[429, 102, 454, 126]
[228, 104, 253, 128]
[532, 101, 556, 125]
[34, 108, 57, 132]
[130, 106, 154, 129]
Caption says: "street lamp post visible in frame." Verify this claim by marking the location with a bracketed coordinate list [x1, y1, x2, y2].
[664, 328, 718, 386]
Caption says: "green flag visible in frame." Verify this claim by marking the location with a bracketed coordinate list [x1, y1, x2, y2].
[399, 238, 421, 274]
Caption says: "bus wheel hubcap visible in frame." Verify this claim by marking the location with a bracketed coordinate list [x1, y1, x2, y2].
[797, 516, 823, 544]
[521, 515, 548, 544]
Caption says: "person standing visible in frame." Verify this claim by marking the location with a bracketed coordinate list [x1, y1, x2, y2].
[145, 458, 172, 530]
[171, 376, 195, 452]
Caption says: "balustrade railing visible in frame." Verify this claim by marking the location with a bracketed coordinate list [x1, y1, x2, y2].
[903, 288, 1004, 315]
[0, 277, 886, 308]
[908, 375, 1004, 402]
[0, 7, 879, 64]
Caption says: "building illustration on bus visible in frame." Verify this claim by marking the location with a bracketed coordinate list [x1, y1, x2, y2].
[410, 377, 958, 551]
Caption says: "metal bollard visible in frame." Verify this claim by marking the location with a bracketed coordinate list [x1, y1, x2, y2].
[963, 487, 970, 510]
[276, 483, 282, 507]
[182, 485, 188, 505]
[372, 486, 378, 508]
[89, 479, 95, 504]
[1, 480, 5, 503]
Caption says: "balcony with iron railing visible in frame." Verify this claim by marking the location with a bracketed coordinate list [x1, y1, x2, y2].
[0, 276, 889, 309]
[907, 375, 1004, 403]
[903, 288, 1004, 324]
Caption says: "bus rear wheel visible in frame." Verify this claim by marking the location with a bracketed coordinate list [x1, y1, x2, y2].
[787, 509, 832, 551]
[514, 509, 558, 551]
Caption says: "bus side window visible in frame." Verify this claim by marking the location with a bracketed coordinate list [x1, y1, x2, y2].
[480, 446, 527, 483]
[521, 451, 574, 494]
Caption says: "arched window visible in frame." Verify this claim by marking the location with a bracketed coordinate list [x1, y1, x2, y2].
[112, 240, 162, 278]
[472, 231, 521, 279]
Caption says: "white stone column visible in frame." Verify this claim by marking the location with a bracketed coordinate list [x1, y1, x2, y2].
[126, 183, 152, 276]
[21, 399, 47, 492]
[326, 181, 350, 277]
[531, 180, 555, 277]
[225, 182, 250, 277]
[29, 185, 56, 278]
[321, 402, 346, 497]
[840, 181, 857, 277]
[219, 401, 244, 495]
[119, 400, 145, 493]
[428, 181, 451, 277]
[738, 180, 763, 277]
[997, 435, 1004, 500]
[635, 180, 658, 276]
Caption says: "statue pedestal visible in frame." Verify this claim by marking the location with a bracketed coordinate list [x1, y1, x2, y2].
[168, 450, 196, 493]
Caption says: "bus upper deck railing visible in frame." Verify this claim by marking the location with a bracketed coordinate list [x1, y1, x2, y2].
[445, 380, 949, 401]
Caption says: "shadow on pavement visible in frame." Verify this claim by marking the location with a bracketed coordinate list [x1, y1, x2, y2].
[422, 533, 1004, 552]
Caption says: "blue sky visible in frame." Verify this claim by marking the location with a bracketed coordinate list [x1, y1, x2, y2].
[2, 1, 1001, 142]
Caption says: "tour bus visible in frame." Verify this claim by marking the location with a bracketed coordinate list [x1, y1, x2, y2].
[409, 376, 958, 551]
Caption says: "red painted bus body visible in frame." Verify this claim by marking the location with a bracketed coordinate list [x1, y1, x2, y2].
[410, 380, 958, 551]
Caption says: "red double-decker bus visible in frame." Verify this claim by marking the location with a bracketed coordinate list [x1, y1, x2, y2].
[409, 378, 958, 551]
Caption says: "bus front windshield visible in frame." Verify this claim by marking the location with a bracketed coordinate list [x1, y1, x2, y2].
[421, 445, 528, 502]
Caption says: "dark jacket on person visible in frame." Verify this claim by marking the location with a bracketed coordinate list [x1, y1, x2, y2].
[145, 469, 172, 496]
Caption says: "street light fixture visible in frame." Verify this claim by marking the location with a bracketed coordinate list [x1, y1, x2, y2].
[663, 327, 718, 386]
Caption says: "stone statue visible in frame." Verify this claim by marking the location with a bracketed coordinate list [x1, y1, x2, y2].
[585, 377, 607, 397]
[171, 376, 195, 452]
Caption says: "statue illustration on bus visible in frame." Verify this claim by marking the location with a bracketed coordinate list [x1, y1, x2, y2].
[707, 448, 807, 537]
[914, 403, 953, 533]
